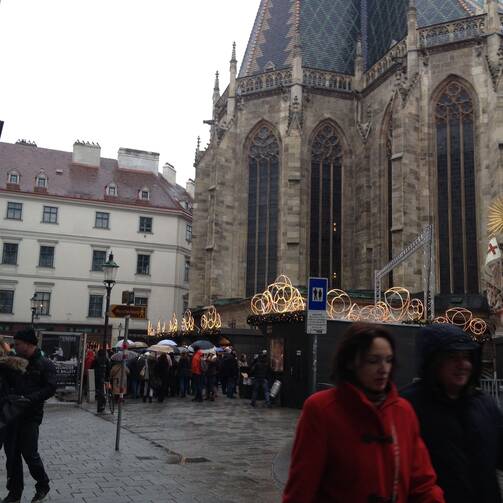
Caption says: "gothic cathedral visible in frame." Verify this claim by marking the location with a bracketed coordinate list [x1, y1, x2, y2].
[189, 0, 503, 318]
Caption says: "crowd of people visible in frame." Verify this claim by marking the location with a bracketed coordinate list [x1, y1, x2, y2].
[83, 345, 272, 413]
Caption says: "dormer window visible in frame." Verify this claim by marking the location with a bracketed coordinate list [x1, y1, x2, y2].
[139, 187, 150, 201]
[35, 173, 47, 188]
[8, 172, 20, 184]
[106, 183, 117, 196]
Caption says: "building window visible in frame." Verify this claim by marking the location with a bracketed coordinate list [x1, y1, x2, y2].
[6, 202, 22, 220]
[436, 81, 478, 294]
[8, 172, 19, 184]
[42, 206, 58, 224]
[246, 125, 279, 297]
[88, 295, 104, 318]
[136, 254, 150, 275]
[35, 291, 51, 315]
[91, 250, 107, 271]
[310, 122, 342, 289]
[0, 290, 14, 314]
[134, 296, 148, 316]
[184, 257, 190, 282]
[38, 246, 55, 268]
[385, 110, 394, 287]
[106, 184, 117, 196]
[186, 224, 192, 242]
[35, 174, 47, 188]
[2, 243, 18, 265]
[139, 216, 153, 233]
[95, 212, 110, 229]
[139, 187, 150, 201]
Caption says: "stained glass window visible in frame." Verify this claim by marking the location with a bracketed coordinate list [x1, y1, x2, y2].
[246, 125, 279, 297]
[436, 81, 478, 294]
[310, 122, 342, 289]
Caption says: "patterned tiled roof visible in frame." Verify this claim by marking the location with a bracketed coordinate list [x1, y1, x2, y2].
[0, 142, 191, 213]
[239, 0, 502, 76]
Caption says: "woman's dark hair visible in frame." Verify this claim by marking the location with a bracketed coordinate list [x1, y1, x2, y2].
[330, 323, 396, 384]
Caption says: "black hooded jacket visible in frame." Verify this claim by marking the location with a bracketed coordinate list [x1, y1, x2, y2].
[401, 324, 503, 503]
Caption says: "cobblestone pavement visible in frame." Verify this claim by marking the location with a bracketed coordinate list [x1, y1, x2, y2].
[0, 397, 300, 503]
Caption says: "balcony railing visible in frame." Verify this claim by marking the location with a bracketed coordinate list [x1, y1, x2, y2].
[237, 69, 292, 96]
[418, 14, 486, 49]
[364, 39, 408, 88]
[303, 68, 353, 92]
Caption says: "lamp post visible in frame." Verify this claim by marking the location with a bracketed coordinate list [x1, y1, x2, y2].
[30, 294, 40, 328]
[102, 252, 119, 349]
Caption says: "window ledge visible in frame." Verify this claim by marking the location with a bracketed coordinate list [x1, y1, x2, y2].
[86, 316, 104, 320]
[138, 231, 153, 235]
[93, 226, 110, 230]
[41, 221, 58, 225]
[0, 263, 18, 267]
[36, 266, 55, 270]
[5, 218, 22, 222]
[135, 273, 151, 278]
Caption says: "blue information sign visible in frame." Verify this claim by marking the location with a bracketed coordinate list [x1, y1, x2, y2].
[308, 277, 328, 311]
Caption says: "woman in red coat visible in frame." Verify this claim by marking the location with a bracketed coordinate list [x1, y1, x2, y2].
[283, 323, 445, 503]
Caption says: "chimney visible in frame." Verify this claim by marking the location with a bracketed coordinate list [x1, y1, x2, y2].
[186, 178, 195, 198]
[73, 140, 101, 167]
[162, 162, 176, 185]
[117, 148, 159, 174]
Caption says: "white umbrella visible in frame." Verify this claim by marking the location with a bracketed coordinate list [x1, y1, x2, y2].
[157, 339, 177, 346]
[149, 344, 175, 354]
[115, 339, 134, 348]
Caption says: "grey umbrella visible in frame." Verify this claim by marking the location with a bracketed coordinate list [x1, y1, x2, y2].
[111, 350, 138, 362]
[189, 340, 214, 351]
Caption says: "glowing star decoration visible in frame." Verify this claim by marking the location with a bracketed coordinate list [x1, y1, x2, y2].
[201, 306, 222, 331]
[250, 275, 305, 316]
[488, 197, 503, 236]
[181, 310, 195, 333]
[168, 313, 178, 335]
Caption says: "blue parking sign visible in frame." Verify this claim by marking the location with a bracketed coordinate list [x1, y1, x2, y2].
[308, 277, 328, 311]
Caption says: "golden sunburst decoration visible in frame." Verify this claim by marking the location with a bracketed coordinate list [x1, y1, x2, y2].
[488, 197, 503, 236]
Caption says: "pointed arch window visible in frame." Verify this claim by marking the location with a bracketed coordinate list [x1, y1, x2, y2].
[310, 123, 342, 288]
[436, 81, 478, 294]
[246, 125, 279, 297]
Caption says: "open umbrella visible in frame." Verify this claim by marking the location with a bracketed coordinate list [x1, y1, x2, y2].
[129, 341, 148, 349]
[111, 350, 138, 362]
[149, 344, 175, 354]
[114, 339, 134, 348]
[190, 340, 214, 351]
[177, 346, 190, 353]
[157, 339, 177, 346]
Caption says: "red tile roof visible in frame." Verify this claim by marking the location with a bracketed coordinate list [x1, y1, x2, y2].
[0, 142, 191, 216]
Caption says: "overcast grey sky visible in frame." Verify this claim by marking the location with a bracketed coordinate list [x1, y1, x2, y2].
[0, 0, 260, 186]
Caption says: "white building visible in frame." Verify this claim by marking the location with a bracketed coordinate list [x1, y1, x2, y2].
[0, 139, 193, 344]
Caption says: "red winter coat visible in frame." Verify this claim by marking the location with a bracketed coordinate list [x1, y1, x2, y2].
[283, 382, 445, 503]
[191, 350, 202, 375]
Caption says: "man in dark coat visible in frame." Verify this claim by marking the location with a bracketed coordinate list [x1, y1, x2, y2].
[3, 328, 57, 503]
[92, 349, 111, 413]
[250, 350, 271, 407]
[401, 323, 503, 503]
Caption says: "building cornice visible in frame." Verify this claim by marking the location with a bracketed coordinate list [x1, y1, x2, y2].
[0, 188, 192, 222]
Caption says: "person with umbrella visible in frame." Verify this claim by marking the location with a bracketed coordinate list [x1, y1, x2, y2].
[153, 353, 171, 403]
[110, 359, 129, 401]
[178, 352, 191, 398]
[191, 350, 203, 402]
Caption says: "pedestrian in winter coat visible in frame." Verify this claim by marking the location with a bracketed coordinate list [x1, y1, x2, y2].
[191, 350, 203, 402]
[0, 338, 28, 446]
[205, 354, 218, 401]
[221, 352, 239, 398]
[401, 323, 503, 503]
[3, 328, 57, 503]
[250, 351, 271, 407]
[153, 354, 171, 402]
[283, 323, 445, 503]
[178, 353, 191, 398]
[91, 349, 110, 413]
[127, 356, 142, 399]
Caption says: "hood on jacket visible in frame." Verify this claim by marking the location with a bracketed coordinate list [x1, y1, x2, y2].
[416, 323, 481, 383]
[0, 355, 28, 373]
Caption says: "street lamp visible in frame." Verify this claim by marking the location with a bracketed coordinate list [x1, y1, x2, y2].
[102, 252, 119, 349]
[30, 294, 41, 327]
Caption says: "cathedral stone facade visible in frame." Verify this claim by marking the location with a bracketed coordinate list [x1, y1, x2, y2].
[190, 0, 503, 319]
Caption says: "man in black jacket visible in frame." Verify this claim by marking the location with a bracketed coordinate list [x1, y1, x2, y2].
[2, 329, 56, 503]
[401, 323, 503, 503]
[250, 350, 271, 407]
